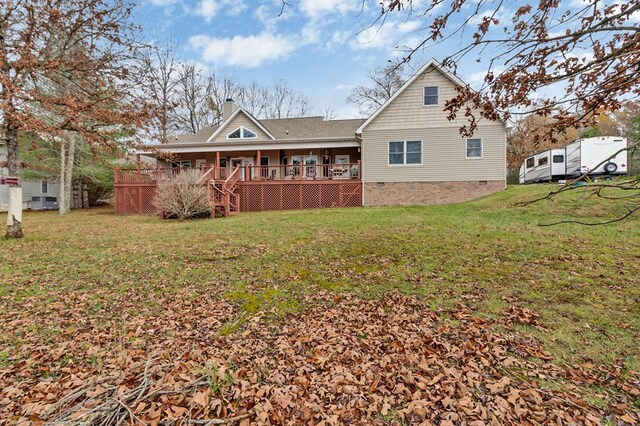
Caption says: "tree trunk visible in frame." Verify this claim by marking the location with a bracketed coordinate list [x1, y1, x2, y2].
[59, 139, 67, 214]
[62, 133, 76, 214]
[5, 126, 23, 239]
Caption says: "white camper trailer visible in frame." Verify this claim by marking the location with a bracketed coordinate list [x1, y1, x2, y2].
[564, 136, 627, 178]
[519, 136, 627, 184]
[519, 148, 567, 184]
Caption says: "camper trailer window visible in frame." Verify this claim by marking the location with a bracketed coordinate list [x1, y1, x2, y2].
[526, 158, 534, 168]
[553, 155, 564, 163]
[538, 157, 549, 166]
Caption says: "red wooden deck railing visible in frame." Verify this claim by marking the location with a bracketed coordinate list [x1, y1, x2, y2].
[244, 162, 360, 181]
[114, 162, 360, 184]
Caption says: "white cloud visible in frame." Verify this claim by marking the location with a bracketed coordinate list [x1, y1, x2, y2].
[189, 32, 296, 68]
[299, 0, 358, 20]
[255, 2, 296, 31]
[349, 18, 428, 56]
[464, 66, 505, 89]
[397, 20, 420, 33]
[301, 21, 322, 45]
[333, 83, 355, 91]
[195, 0, 220, 22]
[192, 0, 247, 22]
[327, 30, 352, 49]
[148, 0, 180, 5]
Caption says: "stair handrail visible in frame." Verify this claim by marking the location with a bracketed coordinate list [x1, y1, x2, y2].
[223, 166, 241, 193]
[196, 166, 216, 185]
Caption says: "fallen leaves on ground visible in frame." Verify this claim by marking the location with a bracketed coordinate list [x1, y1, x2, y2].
[1, 291, 639, 425]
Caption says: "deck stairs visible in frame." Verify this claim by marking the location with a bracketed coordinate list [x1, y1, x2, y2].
[208, 167, 240, 218]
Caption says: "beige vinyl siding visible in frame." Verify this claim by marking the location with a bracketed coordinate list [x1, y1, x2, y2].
[211, 111, 272, 143]
[367, 66, 495, 131]
[362, 123, 506, 182]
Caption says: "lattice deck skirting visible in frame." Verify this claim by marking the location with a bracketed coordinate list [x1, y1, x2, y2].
[237, 181, 361, 212]
[114, 183, 158, 215]
[114, 181, 362, 215]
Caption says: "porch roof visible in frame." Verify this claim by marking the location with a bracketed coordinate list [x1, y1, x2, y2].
[164, 116, 366, 145]
[138, 137, 361, 156]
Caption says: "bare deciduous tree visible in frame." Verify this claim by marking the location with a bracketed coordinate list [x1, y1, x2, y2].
[321, 105, 337, 121]
[140, 39, 181, 143]
[239, 81, 269, 118]
[173, 64, 214, 134]
[264, 81, 309, 119]
[209, 74, 244, 124]
[347, 62, 406, 117]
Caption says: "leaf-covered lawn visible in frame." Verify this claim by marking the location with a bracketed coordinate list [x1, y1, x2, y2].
[0, 184, 639, 424]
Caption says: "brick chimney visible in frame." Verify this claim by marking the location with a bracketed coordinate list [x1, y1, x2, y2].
[223, 98, 237, 121]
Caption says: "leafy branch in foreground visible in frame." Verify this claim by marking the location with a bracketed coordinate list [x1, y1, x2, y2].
[380, 1, 640, 138]
[515, 142, 639, 226]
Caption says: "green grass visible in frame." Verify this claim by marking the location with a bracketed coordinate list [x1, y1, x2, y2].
[1, 183, 638, 370]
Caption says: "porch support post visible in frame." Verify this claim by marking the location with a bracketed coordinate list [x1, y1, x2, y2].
[256, 149, 261, 181]
[357, 160, 361, 180]
[215, 151, 220, 180]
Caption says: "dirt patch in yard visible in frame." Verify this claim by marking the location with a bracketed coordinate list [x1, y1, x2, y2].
[1, 291, 638, 425]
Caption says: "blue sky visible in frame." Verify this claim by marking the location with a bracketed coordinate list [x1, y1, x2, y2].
[136, 0, 470, 118]
[136, 1, 633, 119]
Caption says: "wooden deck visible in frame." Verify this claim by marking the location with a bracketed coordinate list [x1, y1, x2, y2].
[114, 163, 362, 216]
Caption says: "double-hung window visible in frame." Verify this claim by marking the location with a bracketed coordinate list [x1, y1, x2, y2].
[389, 141, 422, 165]
[423, 86, 438, 106]
[466, 138, 483, 159]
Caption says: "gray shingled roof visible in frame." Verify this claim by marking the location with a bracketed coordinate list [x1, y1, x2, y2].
[171, 125, 219, 144]
[261, 117, 365, 139]
[168, 116, 364, 144]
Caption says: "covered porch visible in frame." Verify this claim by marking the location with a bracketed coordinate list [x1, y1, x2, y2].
[153, 146, 361, 181]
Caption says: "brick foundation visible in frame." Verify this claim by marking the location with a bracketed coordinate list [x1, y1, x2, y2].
[363, 180, 505, 206]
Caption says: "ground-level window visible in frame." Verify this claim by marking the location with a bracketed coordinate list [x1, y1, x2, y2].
[553, 154, 564, 163]
[41, 180, 48, 194]
[171, 161, 191, 168]
[389, 141, 422, 165]
[466, 138, 483, 158]
[423, 86, 438, 106]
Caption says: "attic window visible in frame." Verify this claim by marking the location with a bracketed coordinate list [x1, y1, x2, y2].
[227, 126, 257, 139]
[423, 86, 438, 106]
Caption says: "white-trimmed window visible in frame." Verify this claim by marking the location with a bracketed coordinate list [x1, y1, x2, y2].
[466, 138, 483, 159]
[41, 180, 49, 194]
[423, 86, 438, 106]
[227, 126, 257, 139]
[389, 141, 422, 165]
